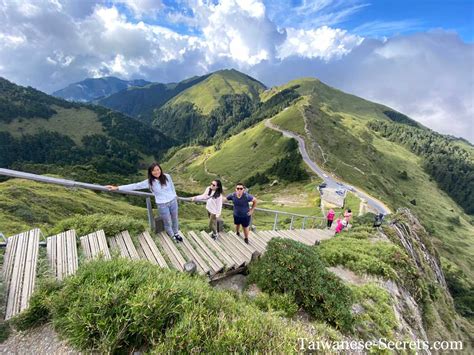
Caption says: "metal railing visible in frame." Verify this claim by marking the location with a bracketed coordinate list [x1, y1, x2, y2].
[0, 168, 324, 231]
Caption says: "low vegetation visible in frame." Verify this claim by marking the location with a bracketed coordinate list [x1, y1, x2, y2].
[248, 238, 354, 331]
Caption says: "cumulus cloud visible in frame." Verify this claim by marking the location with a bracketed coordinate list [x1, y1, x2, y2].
[0, 0, 471, 141]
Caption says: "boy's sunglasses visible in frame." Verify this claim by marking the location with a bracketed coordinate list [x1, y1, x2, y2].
[236, 187, 244, 190]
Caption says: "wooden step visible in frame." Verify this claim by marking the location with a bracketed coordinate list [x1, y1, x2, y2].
[109, 231, 140, 259]
[46, 230, 78, 280]
[158, 232, 186, 271]
[178, 232, 211, 275]
[2, 229, 40, 320]
[136, 231, 168, 268]
[186, 231, 224, 274]
[285, 230, 315, 245]
[227, 232, 261, 260]
[221, 232, 253, 261]
[211, 232, 246, 267]
[196, 231, 235, 270]
[80, 230, 111, 260]
[248, 231, 268, 253]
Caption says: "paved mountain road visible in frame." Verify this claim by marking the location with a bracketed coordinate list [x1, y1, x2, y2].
[265, 119, 391, 215]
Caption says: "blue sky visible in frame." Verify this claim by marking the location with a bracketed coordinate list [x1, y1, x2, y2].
[0, 0, 473, 141]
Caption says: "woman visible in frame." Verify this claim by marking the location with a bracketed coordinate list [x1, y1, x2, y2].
[105, 163, 183, 242]
[326, 208, 335, 228]
[191, 180, 223, 240]
[344, 209, 353, 227]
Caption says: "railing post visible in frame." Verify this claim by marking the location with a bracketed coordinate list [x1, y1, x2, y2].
[273, 213, 278, 231]
[146, 197, 155, 231]
[302, 217, 306, 230]
[290, 216, 294, 230]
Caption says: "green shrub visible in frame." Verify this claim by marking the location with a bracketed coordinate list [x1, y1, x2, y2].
[52, 213, 147, 237]
[248, 238, 354, 331]
[351, 284, 398, 340]
[18, 258, 310, 353]
[11, 279, 62, 331]
[250, 292, 299, 318]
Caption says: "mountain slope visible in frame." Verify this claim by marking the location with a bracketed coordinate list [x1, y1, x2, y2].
[163, 69, 266, 115]
[96, 75, 210, 123]
[52, 76, 150, 102]
[0, 77, 175, 178]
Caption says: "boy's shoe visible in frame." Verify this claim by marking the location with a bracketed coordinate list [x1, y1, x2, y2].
[244, 237, 249, 244]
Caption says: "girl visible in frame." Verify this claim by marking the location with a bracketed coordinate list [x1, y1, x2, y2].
[335, 218, 344, 234]
[191, 180, 223, 240]
[326, 209, 335, 228]
[106, 163, 183, 242]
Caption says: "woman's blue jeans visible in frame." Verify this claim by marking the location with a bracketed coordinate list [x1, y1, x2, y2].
[157, 198, 179, 237]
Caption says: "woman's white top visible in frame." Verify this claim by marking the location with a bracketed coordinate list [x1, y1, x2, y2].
[194, 187, 223, 217]
[119, 174, 177, 204]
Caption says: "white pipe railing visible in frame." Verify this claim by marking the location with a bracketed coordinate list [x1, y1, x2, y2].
[0, 168, 324, 231]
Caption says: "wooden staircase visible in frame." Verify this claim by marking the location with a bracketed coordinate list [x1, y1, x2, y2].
[1, 227, 334, 319]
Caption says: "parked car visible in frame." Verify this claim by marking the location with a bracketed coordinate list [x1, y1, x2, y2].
[335, 189, 345, 196]
[319, 182, 327, 189]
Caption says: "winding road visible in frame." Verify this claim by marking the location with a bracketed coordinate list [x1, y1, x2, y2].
[265, 119, 391, 215]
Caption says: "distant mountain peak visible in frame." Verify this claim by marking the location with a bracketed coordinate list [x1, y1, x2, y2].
[52, 77, 151, 102]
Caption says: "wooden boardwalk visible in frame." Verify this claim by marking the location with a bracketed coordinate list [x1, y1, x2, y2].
[2, 227, 334, 319]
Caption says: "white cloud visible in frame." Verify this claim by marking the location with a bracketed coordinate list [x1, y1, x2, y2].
[0, 0, 471, 141]
[278, 26, 363, 61]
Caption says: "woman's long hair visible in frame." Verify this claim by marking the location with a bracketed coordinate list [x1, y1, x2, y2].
[148, 162, 168, 190]
[208, 179, 223, 198]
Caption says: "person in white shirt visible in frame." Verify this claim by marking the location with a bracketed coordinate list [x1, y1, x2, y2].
[106, 162, 183, 242]
[191, 179, 223, 240]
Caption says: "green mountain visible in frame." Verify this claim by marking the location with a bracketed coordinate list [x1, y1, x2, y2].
[52, 76, 151, 102]
[161, 76, 473, 320]
[0, 77, 175, 180]
[96, 75, 210, 123]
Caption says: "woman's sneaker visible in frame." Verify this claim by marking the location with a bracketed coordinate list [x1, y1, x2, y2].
[172, 234, 183, 243]
[211, 232, 218, 240]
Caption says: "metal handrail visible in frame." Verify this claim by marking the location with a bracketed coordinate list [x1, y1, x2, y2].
[0, 168, 324, 230]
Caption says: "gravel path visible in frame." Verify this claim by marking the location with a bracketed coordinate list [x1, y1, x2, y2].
[0, 323, 78, 354]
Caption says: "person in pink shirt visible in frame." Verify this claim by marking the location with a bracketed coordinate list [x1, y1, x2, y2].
[344, 209, 353, 227]
[335, 218, 344, 234]
[326, 209, 335, 228]
[191, 179, 223, 240]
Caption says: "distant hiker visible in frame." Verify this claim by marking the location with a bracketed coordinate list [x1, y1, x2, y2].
[191, 179, 223, 240]
[373, 213, 384, 227]
[105, 162, 183, 243]
[344, 209, 352, 227]
[226, 183, 257, 244]
[326, 209, 335, 228]
[335, 218, 344, 234]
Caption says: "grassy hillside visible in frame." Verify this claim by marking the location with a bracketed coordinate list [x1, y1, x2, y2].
[266, 78, 474, 317]
[0, 77, 175, 179]
[97, 75, 210, 123]
[165, 69, 265, 115]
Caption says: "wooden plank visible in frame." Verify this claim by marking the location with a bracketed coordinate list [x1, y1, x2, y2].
[248, 231, 267, 253]
[137, 233, 157, 265]
[57, 231, 64, 280]
[96, 230, 111, 259]
[178, 242, 205, 275]
[88, 233, 99, 258]
[199, 231, 236, 269]
[220, 233, 252, 263]
[46, 237, 52, 276]
[179, 232, 211, 275]
[227, 232, 260, 258]
[136, 244, 146, 259]
[80, 236, 91, 259]
[185, 232, 223, 275]
[66, 230, 78, 276]
[20, 229, 39, 311]
[108, 237, 119, 254]
[6, 230, 28, 319]
[159, 233, 186, 271]
[187, 231, 225, 271]
[141, 231, 168, 268]
[2, 233, 16, 293]
[212, 232, 246, 267]
[158, 234, 182, 270]
[121, 231, 139, 260]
